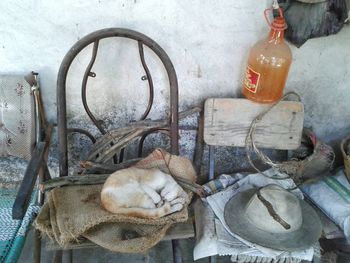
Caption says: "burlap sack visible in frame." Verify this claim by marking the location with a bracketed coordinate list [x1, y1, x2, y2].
[35, 149, 196, 253]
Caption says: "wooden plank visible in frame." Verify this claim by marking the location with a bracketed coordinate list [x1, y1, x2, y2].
[204, 98, 304, 150]
[12, 142, 46, 219]
[162, 220, 194, 241]
[13, 124, 52, 219]
[45, 221, 194, 251]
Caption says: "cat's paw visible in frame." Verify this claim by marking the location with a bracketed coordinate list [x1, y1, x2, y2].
[179, 190, 189, 203]
[161, 183, 185, 202]
[170, 203, 183, 213]
[169, 189, 188, 204]
[156, 199, 164, 208]
[170, 196, 187, 206]
[152, 193, 162, 205]
[162, 201, 183, 216]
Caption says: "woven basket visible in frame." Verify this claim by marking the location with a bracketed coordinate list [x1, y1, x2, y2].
[341, 136, 350, 181]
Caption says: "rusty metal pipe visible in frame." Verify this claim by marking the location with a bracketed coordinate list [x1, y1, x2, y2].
[138, 128, 170, 157]
[81, 40, 104, 134]
[138, 41, 154, 121]
[67, 128, 96, 144]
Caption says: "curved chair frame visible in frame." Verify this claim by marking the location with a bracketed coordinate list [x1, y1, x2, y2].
[57, 27, 179, 177]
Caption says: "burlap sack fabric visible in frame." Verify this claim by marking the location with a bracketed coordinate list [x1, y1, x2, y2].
[34, 149, 196, 253]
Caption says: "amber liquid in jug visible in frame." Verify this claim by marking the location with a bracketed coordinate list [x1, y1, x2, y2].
[243, 11, 292, 104]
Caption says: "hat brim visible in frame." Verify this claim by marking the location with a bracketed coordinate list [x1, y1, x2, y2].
[224, 189, 322, 252]
[296, 0, 326, 3]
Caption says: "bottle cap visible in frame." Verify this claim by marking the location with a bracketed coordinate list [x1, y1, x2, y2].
[264, 8, 288, 31]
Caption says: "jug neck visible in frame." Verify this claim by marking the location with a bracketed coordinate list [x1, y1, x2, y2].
[267, 15, 287, 44]
[268, 29, 285, 44]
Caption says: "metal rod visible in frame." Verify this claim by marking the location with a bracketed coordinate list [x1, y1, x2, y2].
[43, 163, 52, 182]
[33, 87, 41, 146]
[138, 41, 154, 120]
[33, 229, 41, 263]
[80, 40, 120, 163]
[118, 148, 124, 163]
[209, 256, 217, 263]
[193, 107, 204, 175]
[67, 128, 96, 143]
[207, 146, 215, 263]
[62, 250, 73, 263]
[209, 145, 215, 181]
[138, 128, 170, 157]
[81, 40, 105, 134]
[172, 240, 183, 263]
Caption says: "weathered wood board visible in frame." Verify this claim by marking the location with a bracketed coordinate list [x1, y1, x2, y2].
[45, 221, 194, 250]
[204, 98, 304, 150]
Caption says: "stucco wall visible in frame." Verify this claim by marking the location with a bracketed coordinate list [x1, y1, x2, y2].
[1, 0, 349, 175]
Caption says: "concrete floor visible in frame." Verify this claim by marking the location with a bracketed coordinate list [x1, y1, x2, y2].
[18, 228, 232, 263]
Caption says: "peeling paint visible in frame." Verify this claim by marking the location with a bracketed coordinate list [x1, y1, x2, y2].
[0, 1, 349, 182]
[0, 157, 28, 184]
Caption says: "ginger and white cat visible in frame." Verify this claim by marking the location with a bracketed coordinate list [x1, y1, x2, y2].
[101, 168, 189, 219]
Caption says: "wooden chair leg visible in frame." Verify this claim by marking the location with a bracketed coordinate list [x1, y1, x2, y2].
[33, 229, 41, 263]
[52, 250, 72, 263]
[62, 250, 73, 263]
[52, 250, 62, 263]
[172, 240, 183, 263]
[208, 146, 215, 181]
[209, 256, 217, 263]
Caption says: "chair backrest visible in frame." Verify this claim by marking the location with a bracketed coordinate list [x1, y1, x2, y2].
[203, 98, 304, 180]
[56, 28, 179, 177]
[204, 98, 304, 150]
[0, 74, 36, 160]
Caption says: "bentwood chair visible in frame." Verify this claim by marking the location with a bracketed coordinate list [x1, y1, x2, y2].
[54, 28, 195, 263]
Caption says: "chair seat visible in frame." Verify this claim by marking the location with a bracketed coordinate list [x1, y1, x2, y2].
[44, 220, 195, 251]
[0, 188, 38, 263]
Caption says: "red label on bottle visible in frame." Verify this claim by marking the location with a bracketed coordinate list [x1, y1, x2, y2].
[244, 66, 260, 93]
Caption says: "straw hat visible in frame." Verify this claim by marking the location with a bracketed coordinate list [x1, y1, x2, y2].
[224, 184, 322, 251]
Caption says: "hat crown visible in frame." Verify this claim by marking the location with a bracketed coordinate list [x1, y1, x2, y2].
[245, 185, 302, 234]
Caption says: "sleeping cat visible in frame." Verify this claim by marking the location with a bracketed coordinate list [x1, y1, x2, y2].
[101, 167, 189, 219]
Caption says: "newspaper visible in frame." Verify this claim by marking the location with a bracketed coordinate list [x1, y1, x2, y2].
[217, 219, 312, 263]
[194, 169, 315, 262]
[302, 168, 350, 240]
[193, 200, 218, 260]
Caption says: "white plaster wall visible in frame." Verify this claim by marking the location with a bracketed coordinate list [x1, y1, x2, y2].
[1, 0, 349, 142]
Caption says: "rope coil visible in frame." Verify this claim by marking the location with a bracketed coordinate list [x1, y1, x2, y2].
[245, 91, 302, 180]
